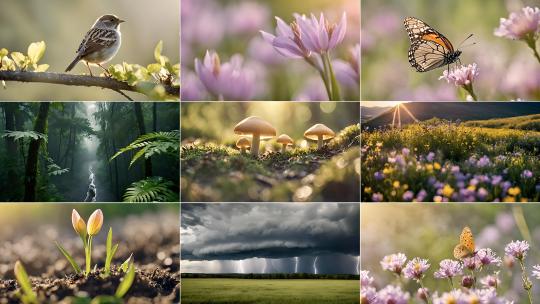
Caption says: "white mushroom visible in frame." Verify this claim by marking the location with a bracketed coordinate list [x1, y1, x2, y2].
[234, 116, 276, 156]
[276, 134, 293, 152]
[236, 137, 251, 154]
[304, 124, 335, 149]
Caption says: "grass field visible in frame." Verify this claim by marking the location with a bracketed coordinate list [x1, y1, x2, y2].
[181, 278, 360, 304]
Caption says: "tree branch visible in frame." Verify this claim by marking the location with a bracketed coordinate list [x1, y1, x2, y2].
[0, 71, 179, 99]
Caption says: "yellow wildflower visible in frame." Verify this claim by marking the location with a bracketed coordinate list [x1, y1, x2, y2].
[508, 187, 521, 196]
[442, 185, 454, 197]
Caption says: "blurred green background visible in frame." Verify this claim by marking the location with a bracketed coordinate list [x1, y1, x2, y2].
[361, 0, 540, 101]
[181, 102, 360, 146]
[361, 204, 540, 300]
[0, 0, 179, 101]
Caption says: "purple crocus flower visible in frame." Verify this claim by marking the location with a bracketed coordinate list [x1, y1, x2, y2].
[403, 258, 430, 281]
[476, 155, 491, 168]
[333, 44, 360, 90]
[195, 50, 256, 100]
[505, 240, 530, 260]
[181, 69, 207, 101]
[297, 12, 347, 54]
[415, 189, 427, 202]
[377, 285, 410, 304]
[260, 15, 312, 59]
[434, 259, 463, 279]
[227, 2, 269, 35]
[426, 152, 435, 162]
[477, 187, 489, 200]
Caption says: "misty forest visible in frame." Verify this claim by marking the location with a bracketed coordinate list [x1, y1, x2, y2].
[0, 102, 179, 202]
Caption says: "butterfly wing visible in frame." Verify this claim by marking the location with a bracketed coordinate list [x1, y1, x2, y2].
[408, 40, 448, 72]
[460, 226, 475, 252]
[404, 17, 456, 72]
[453, 244, 473, 259]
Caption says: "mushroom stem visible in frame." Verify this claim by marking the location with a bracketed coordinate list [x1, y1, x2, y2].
[281, 144, 287, 153]
[251, 133, 261, 156]
[317, 136, 323, 149]
[241, 147, 246, 154]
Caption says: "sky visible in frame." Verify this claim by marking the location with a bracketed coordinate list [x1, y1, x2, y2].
[361, 101, 408, 108]
[181, 203, 360, 274]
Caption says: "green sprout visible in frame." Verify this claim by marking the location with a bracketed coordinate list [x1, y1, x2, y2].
[56, 209, 106, 276]
[104, 227, 119, 276]
[14, 261, 38, 304]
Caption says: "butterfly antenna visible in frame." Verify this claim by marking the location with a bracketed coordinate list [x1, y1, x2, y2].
[458, 33, 474, 48]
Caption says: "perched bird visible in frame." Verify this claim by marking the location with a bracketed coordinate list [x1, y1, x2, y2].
[66, 14, 125, 76]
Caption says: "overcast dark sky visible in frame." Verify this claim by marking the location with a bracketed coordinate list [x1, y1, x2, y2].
[181, 203, 359, 274]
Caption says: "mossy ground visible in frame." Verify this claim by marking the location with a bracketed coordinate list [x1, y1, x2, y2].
[181, 124, 360, 202]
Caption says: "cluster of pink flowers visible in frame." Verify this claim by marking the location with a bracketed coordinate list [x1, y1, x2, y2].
[362, 240, 540, 303]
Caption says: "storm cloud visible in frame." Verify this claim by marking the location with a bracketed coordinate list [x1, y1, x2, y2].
[181, 203, 359, 261]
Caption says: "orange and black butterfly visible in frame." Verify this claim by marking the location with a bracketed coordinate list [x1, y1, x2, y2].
[453, 227, 476, 260]
[404, 17, 465, 72]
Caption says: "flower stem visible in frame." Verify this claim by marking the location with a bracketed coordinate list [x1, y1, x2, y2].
[519, 259, 533, 304]
[448, 277, 454, 289]
[525, 36, 540, 64]
[85, 235, 93, 276]
[418, 279, 431, 304]
[463, 84, 478, 101]
[323, 52, 342, 101]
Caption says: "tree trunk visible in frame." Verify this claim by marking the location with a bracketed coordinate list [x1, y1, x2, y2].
[3, 104, 18, 197]
[153, 102, 157, 132]
[110, 103, 120, 200]
[24, 102, 50, 202]
[133, 103, 152, 177]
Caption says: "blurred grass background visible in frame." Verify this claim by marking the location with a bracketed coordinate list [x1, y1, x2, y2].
[361, 0, 540, 101]
[361, 204, 540, 300]
[181, 102, 359, 146]
[0, 0, 179, 100]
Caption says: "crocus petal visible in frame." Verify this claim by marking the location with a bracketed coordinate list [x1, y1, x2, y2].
[71, 209, 86, 237]
[273, 36, 305, 58]
[297, 16, 320, 53]
[275, 16, 294, 37]
[329, 12, 347, 50]
[87, 209, 103, 236]
[260, 31, 276, 44]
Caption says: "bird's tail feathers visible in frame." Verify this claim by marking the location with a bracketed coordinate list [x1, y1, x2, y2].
[65, 56, 81, 72]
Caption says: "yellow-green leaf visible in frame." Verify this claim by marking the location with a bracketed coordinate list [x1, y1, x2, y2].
[11, 52, 26, 67]
[147, 63, 162, 74]
[35, 64, 49, 72]
[0, 48, 8, 58]
[28, 41, 46, 64]
[154, 40, 163, 63]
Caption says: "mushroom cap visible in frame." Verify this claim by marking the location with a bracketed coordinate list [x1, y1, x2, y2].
[304, 123, 335, 140]
[234, 116, 277, 139]
[236, 137, 251, 148]
[276, 134, 293, 145]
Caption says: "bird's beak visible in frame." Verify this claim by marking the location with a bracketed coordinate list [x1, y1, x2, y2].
[118, 19, 126, 23]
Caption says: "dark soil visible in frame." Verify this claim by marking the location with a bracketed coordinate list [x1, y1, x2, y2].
[0, 211, 180, 303]
[0, 267, 179, 303]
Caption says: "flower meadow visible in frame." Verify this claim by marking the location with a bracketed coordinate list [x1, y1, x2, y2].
[181, 0, 359, 101]
[362, 1, 540, 101]
[360, 206, 540, 304]
[361, 120, 540, 202]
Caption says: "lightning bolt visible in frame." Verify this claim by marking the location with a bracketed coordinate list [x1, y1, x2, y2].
[313, 256, 319, 275]
[295, 257, 299, 273]
[356, 256, 360, 275]
[263, 258, 268, 273]
[237, 260, 245, 273]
